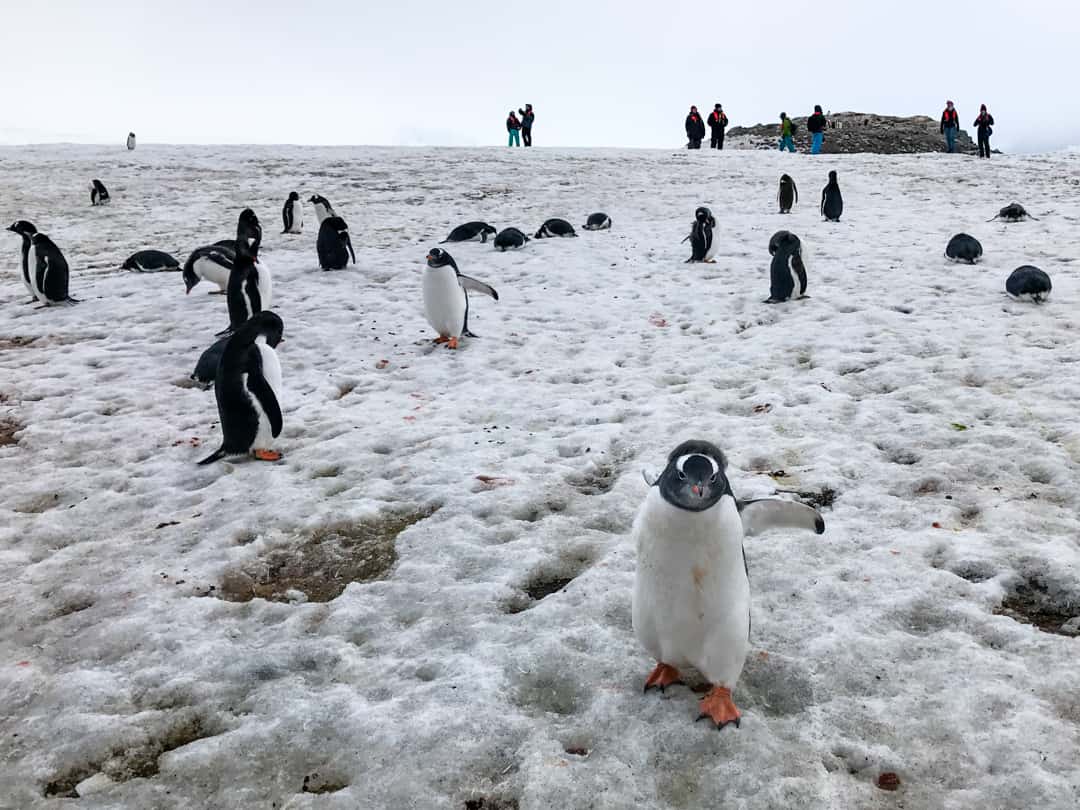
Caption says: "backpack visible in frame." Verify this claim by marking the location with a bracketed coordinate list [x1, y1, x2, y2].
[789, 121, 798, 135]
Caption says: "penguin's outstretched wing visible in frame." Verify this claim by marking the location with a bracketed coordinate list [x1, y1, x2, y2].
[344, 232, 356, 265]
[246, 368, 283, 437]
[458, 275, 498, 301]
[737, 498, 824, 536]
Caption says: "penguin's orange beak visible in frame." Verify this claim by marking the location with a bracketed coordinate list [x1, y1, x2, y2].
[425, 254, 434, 261]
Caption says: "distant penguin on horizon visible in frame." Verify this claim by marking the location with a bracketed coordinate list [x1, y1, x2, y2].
[821, 171, 843, 222]
[126, 132, 136, 150]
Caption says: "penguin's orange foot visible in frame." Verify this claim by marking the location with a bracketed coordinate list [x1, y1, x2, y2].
[696, 686, 741, 729]
[253, 449, 282, 462]
[433, 336, 450, 344]
[446, 337, 459, 350]
[643, 663, 683, 693]
[704, 259, 717, 264]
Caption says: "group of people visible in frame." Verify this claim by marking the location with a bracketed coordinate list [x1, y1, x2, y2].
[506, 105, 535, 147]
[941, 101, 995, 158]
[684, 105, 730, 149]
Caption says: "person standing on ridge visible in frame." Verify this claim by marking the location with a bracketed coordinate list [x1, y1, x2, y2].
[506, 111, 522, 147]
[807, 105, 827, 154]
[708, 104, 729, 149]
[778, 112, 796, 152]
[974, 104, 994, 158]
[518, 104, 535, 147]
[685, 106, 706, 149]
[940, 100, 959, 153]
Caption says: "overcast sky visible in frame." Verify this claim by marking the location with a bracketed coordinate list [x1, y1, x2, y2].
[1, 1, 1073, 153]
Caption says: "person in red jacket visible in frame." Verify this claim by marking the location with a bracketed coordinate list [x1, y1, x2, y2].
[707, 104, 729, 149]
[973, 104, 995, 158]
[940, 101, 960, 153]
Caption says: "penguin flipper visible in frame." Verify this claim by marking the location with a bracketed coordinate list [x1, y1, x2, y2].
[247, 375, 283, 437]
[198, 447, 228, 466]
[737, 498, 824, 536]
[458, 275, 498, 301]
[346, 235, 357, 266]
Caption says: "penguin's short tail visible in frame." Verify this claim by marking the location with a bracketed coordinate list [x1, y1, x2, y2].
[198, 447, 227, 465]
[65, 296, 81, 304]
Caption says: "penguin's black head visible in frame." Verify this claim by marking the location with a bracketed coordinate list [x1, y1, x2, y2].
[828, 170, 838, 183]
[694, 206, 713, 224]
[425, 248, 457, 270]
[780, 173, 792, 184]
[484, 224, 497, 234]
[768, 229, 801, 257]
[236, 208, 262, 257]
[309, 194, 330, 207]
[655, 440, 731, 512]
[7, 220, 37, 237]
[288, 191, 299, 201]
[239, 310, 284, 348]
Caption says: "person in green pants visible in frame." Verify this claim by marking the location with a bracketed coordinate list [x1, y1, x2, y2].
[778, 112, 796, 152]
[507, 111, 522, 147]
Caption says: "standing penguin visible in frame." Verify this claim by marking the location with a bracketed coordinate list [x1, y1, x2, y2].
[316, 216, 356, 270]
[6, 220, 38, 301]
[281, 191, 303, 234]
[126, 132, 136, 150]
[821, 171, 843, 222]
[632, 440, 824, 728]
[423, 248, 499, 349]
[685, 207, 717, 263]
[221, 208, 273, 334]
[199, 311, 285, 464]
[90, 179, 110, 206]
[765, 231, 807, 303]
[309, 195, 335, 224]
[778, 174, 798, 214]
[27, 231, 76, 306]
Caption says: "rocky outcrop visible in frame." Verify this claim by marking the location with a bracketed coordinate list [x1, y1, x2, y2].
[726, 112, 979, 154]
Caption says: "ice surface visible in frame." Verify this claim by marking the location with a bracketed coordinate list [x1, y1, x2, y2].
[1, 144, 1079, 808]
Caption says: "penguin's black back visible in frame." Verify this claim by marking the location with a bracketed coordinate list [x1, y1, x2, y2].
[822, 174, 843, 221]
[31, 234, 71, 302]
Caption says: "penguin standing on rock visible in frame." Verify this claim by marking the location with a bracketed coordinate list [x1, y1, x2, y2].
[220, 208, 273, 334]
[90, 179, 110, 206]
[317, 216, 356, 270]
[821, 171, 843, 221]
[778, 174, 797, 214]
[765, 231, 807, 303]
[423, 248, 499, 349]
[685, 207, 717, 263]
[632, 440, 824, 729]
[281, 191, 303, 234]
[6, 220, 38, 301]
[199, 311, 285, 465]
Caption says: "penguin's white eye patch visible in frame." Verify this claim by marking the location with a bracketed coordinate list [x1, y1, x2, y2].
[710, 474, 717, 483]
[677, 471, 687, 481]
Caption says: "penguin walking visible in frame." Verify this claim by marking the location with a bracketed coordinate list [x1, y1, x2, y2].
[685, 207, 717, 263]
[945, 234, 983, 264]
[583, 213, 612, 231]
[441, 222, 498, 244]
[121, 250, 181, 272]
[493, 227, 529, 251]
[199, 311, 285, 465]
[423, 248, 499, 349]
[220, 208, 273, 334]
[765, 231, 807, 303]
[821, 171, 843, 221]
[183, 244, 235, 294]
[778, 174, 798, 214]
[281, 191, 303, 234]
[316, 216, 356, 270]
[534, 218, 577, 238]
[1005, 266, 1052, 303]
[90, 179, 110, 206]
[6, 220, 38, 301]
[632, 440, 824, 729]
[309, 195, 335, 224]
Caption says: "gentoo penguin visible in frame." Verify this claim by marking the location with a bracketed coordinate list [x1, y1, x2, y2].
[27, 231, 76, 306]
[183, 244, 235, 294]
[423, 248, 499, 349]
[583, 213, 612, 231]
[1005, 266, 1052, 303]
[199, 310, 285, 465]
[441, 222, 498, 244]
[316, 216, 356, 270]
[89, 179, 110, 206]
[281, 191, 303, 234]
[220, 208, 273, 334]
[945, 234, 983, 264]
[493, 227, 529, 251]
[126, 132, 136, 150]
[632, 440, 824, 729]
[766, 231, 807, 303]
[309, 195, 335, 224]
[778, 174, 798, 214]
[121, 249, 181, 272]
[534, 218, 577, 238]
[821, 171, 843, 222]
[191, 334, 230, 388]
[988, 202, 1038, 223]
[685, 207, 717, 263]
[6, 220, 38, 301]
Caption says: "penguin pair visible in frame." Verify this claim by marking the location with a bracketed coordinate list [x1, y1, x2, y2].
[423, 248, 498, 349]
[685, 207, 716, 263]
[766, 231, 808, 303]
[633, 440, 824, 729]
[89, 179, 110, 206]
[6, 220, 76, 306]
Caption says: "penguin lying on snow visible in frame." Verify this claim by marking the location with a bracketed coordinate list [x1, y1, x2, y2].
[684, 207, 716, 263]
[988, 202, 1038, 223]
[309, 194, 335, 224]
[89, 179, 110, 206]
[821, 171, 843, 221]
[219, 209, 273, 335]
[317, 216, 356, 270]
[778, 174, 797, 214]
[583, 213, 612, 231]
[1006, 266, 1051, 303]
[493, 227, 529, 251]
[7, 220, 39, 301]
[199, 311, 285, 465]
[6, 222, 78, 306]
[945, 234, 983, 264]
[441, 222, 497, 243]
[534, 218, 577, 238]
[423, 248, 498, 349]
[122, 250, 181, 272]
[633, 440, 824, 729]
[766, 230, 807, 303]
[281, 191, 303, 234]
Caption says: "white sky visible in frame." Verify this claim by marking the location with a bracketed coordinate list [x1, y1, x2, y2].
[0, 0, 1073, 152]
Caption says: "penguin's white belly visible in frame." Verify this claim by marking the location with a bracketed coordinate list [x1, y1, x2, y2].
[248, 342, 282, 449]
[788, 257, 802, 298]
[704, 230, 718, 261]
[22, 247, 36, 298]
[255, 259, 273, 311]
[423, 268, 466, 338]
[195, 257, 230, 291]
[287, 201, 303, 233]
[632, 491, 750, 687]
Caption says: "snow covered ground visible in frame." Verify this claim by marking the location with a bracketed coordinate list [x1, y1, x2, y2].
[1, 144, 1079, 809]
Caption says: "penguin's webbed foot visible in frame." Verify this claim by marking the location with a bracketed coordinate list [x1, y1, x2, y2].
[253, 449, 283, 462]
[696, 686, 741, 730]
[433, 336, 451, 345]
[446, 337, 459, 350]
[643, 663, 683, 693]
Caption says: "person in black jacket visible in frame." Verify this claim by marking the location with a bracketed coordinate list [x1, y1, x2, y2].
[685, 106, 706, 149]
[940, 101, 960, 153]
[707, 104, 728, 149]
[807, 105, 827, 154]
[973, 104, 994, 158]
[518, 104, 535, 147]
